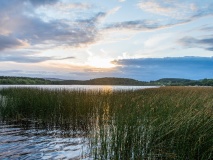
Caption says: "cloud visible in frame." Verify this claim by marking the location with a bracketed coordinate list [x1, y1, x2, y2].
[79, 12, 107, 24]
[3, 0, 209, 52]
[20, 16, 98, 47]
[137, 1, 174, 16]
[112, 57, 213, 80]
[200, 26, 213, 32]
[0, 0, 110, 49]
[59, 56, 75, 60]
[104, 19, 190, 31]
[105, 20, 160, 30]
[55, 2, 91, 10]
[179, 36, 213, 51]
[122, 0, 213, 33]
[108, 6, 121, 15]
[104, 7, 212, 32]
[0, 69, 72, 79]
[0, 0, 212, 48]
[80, 6, 121, 25]
[0, 35, 29, 50]
[0, 0, 103, 51]
[0, 51, 75, 63]
[0, 55, 52, 63]
[137, 0, 213, 20]
[0, 68, 118, 80]
[27, 0, 59, 6]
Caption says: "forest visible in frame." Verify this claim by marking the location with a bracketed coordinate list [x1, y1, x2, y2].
[0, 76, 213, 86]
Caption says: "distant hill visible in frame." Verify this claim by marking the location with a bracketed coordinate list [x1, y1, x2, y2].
[0, 76, 52, 85]
[44, 78, 64, 81]
[0, 76, 213, 86]
[58, 77, 148, 85]
[151, 78, 195, 86]
[155, 78, 193, 83]
[151, 78, 213, 86]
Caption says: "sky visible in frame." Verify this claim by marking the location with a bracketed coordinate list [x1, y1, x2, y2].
[0, 0, 213, 81]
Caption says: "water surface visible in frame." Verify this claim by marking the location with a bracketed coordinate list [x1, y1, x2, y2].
[0, 122, 89, 159]
[0, 85, 158, 90]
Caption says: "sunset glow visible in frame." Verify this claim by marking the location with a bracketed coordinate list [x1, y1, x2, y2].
[87, 57, 116, 69]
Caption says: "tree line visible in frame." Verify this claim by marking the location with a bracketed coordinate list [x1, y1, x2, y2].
[0, 76, 213, 86]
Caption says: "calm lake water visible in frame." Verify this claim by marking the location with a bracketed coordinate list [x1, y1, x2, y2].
[0, 85, 158, 90]
[0, 85, 157, 159]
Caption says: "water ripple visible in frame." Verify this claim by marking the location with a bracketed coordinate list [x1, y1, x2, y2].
[0, 123, 89, 159]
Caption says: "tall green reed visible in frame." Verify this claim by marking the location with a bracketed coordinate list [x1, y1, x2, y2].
[0, 87, 212, 159]
[90, 87, 213, 159]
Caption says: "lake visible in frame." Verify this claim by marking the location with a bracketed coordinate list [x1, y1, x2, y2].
[0, 85, 158, 90]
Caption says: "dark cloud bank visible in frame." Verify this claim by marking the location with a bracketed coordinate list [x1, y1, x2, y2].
[1, 57, 213, 81]
[112, 56, 213, 81]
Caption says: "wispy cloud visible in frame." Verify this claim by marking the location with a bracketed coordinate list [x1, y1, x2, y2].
[81, 6, 121, 24]
[137, 1, 174, 16]
[108, 6, 121, 15]
[27, 0, 59, 7]
[0, 69, 73, 79]
[0, 51, 75, 63]
[104, 2, 212, 32]
[200, 26, 213, 32]
[104, 18, 191, 31]
[54, 2, 91, 10]
[179, 36, 213, 51]
[137, 0, 212, 20]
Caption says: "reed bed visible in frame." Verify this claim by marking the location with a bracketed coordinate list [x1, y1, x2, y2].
[0, 87, 212, 159]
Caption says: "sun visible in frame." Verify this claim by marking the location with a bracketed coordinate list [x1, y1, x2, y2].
[87, 57, 116, 68]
